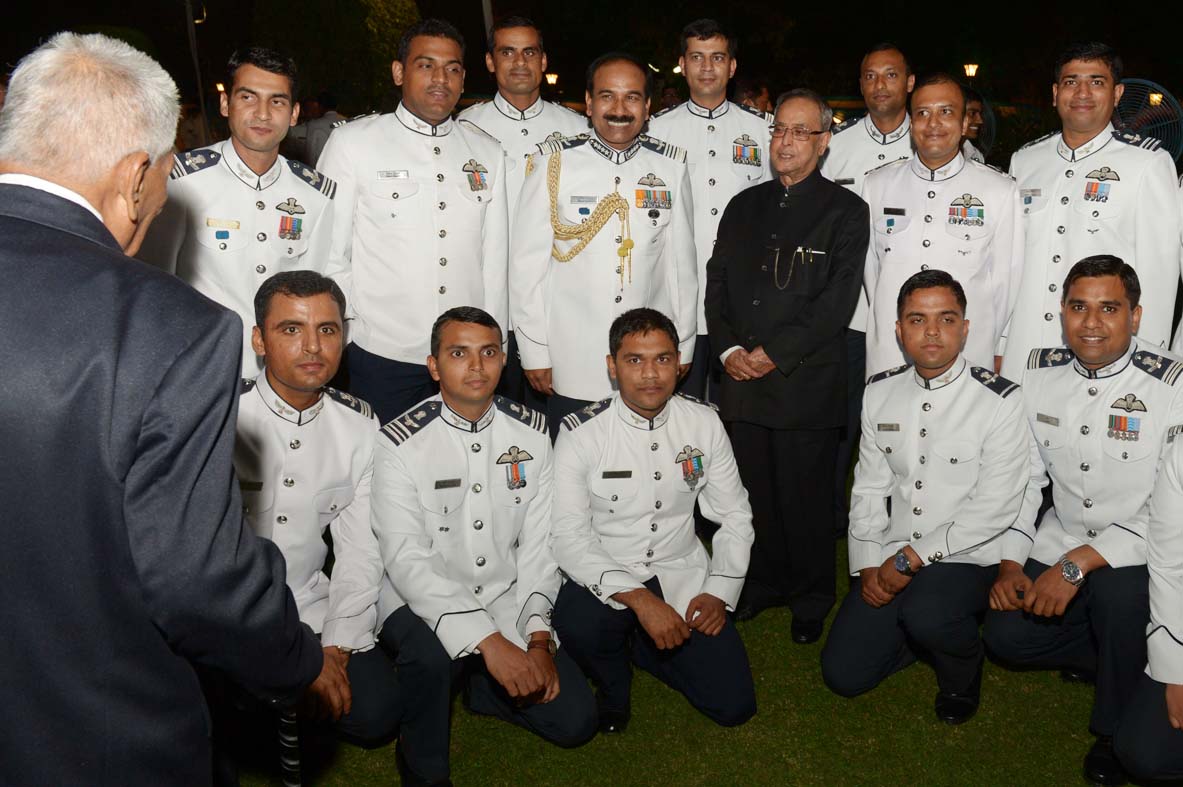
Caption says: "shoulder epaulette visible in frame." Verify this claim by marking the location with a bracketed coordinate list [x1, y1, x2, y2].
[550, 101, 583, 116]
[968, 158, 1008, 177]
[970, 367, 1019, 398]
[457, 117, 499, 143]
[735, 102, 774, 123]
[865, 156, 908, 177]
[867, 364, 911, 384]
[638, 134, 687, 163]
[494, 395, 547, 433]
[650, 104, 676, 120]
[332, 110, 377, 129]
[1018, 131, 1056, 152]
[674, 391, 719, 411]
[240, 378, 256, 395]
[325, 386, 373, 418]
[536, 132, 589, 156]
[561, 398, 612, 432]
[171, 146, 221, 179]
[286, 159, 337, 199]
[1114, 129, 1163, 151]
[831, 116, 859, 134]
[380, 401, 442, 445]
[1026, 347, 1075, 370]
[1132, 350, 1183, 385]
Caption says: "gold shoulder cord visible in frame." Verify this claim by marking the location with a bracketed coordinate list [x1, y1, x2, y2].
[546, 151, 634, 287]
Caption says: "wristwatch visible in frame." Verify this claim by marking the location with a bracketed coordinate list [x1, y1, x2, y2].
[1059, 555, 1086, 587]
[527, 637, 557, 656]
[893, 549, 916, 577]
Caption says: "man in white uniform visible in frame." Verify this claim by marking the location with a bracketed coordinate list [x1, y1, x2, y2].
[318, 19, 509, 423]
[648, 18, 773, 398]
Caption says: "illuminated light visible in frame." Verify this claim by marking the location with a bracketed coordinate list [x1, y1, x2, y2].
[1150, 92, 1164, 106]
[963, 64, 979, 78]
[672, 65, 682, 75]
[544, 73, 558, 86]
[648, 63, 660, 73]
[215, 82, 225, 93]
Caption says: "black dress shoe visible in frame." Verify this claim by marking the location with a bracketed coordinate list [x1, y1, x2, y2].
[1061, 668, 1096, 684]
[1083, 735, 1127, 786]
[934, 691, 979, 725]
[790, 618, 823, 644]
[598, 709, 630, 734]
[735, 602, 763, 622]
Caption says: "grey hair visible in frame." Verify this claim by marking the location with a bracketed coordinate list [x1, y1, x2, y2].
[773, 88, 834, 130]
[0, 32, 179, 184]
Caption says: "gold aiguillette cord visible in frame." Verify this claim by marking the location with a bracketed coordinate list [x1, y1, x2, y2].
[547, 151, 633, 287]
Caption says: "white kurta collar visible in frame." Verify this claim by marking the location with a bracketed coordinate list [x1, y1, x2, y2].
[254, 371, 325, 425]
[913, 357, 966, 390]
[589, 132, 643, 164]
[440, 398, 496, 432]
[686, 99, 730, 120]
[396, 102, 453, 137]
[493, 91, 544, 121]
[221, 139, 283, 191]
[909, 152, 965, 182]
[864, 112, 910, 145]
[1057, 123, 1114, 162]
[1073, 339, 1136, 379]
[615, 396, 670, 431]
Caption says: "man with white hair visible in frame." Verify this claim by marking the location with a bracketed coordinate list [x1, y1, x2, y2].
[0, 33, 323, 784]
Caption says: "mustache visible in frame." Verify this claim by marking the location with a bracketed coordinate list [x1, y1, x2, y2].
[603, 114, 636, 123]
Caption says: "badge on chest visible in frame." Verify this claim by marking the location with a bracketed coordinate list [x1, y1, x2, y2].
[948, 193, 985, 226]
[636, 173, 672, 210]
[497, 445, 533, 489]
[675, 445, 705, 491]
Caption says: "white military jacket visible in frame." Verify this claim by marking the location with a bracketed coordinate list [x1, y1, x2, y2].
[861, 153, 1024, 377]
[849, 358, 1028, 573]
[962, 140, 986, 164]
[510, 132, 697, 401]
[998, 342, 1183, 569]
[371, 395, 558, 659]
[234, 373, 381, 652]
[139, 140, 340, 375]
[1002, 125, 1181, 379]
[1146, 439, 1183, 683]
[649, 99, 773, 334]
[551, 394, 754, 616]
[820, 112, 913, 334]
[317, 103, 509, 363]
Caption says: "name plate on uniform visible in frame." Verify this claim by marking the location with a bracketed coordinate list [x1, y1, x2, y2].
[434, 478, 462, 489]
[835, 178, 855, 186]
[877, 423, 900, 432]
[206, 218, 240, 229]
[1036, 413, 1060, 426]
[571, 195, 598, 204]
[239, 480, 263, 491]
[883, 207, 906, 216]
[602, 470, 633, 479]
[378, 170, 409, 179]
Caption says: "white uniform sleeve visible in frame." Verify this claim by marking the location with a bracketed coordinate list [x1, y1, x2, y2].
[1147, 438, 1183, 684]
[999, 414, 1045, 565]
[482, 148, 510, 347]
[307, 181, 349, 319]
[1135, 150, 1181, 349]
[512, 437, 561, 640]
[847, 392, 893, 572]
[371, 439, 498, 659]
[316, 133, 357, 317]
[509, 154, 556, 370]
[668, 164, 698, 364]
[550, 426, 644, 608]
[322, 422, 381, 652]
[695, 415, 754, 608]
[992, 180, 1025, 356]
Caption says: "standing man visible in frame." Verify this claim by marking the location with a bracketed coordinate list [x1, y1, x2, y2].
[985, 257, 1183, 786]
[862, 73, 1023, 378]
[305, 92, 345, 167]
[458, 15, 586, 405]
[371, 308, 597, 776]
[551, 308, 756, 733]
[511, 52, 697, 435]
[649, 18, 774, 399]
[0, 33, 321, 784]
[962, 87, 987, 164]
[1002, 43, 1180, 380]
[318, 19, 509, 423]
[705, 89, 869, 636]
[820, 42, 914, 538]
[821, 270, 1028, 725]
[139, 47, 341, 376]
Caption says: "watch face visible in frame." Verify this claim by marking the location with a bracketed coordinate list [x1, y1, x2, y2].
[894, 552, 911, 573]
[1061, 559, 1083, 584]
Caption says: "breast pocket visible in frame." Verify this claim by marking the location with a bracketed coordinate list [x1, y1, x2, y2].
[931, 439, 980, 484]
[1019, 188, 1049, 218]
[1102, 413, 1155, 463]
[590, 472, 639, 513]
[874, 427, 906, 475]
[1073, 181, 1124, 224]
[195, 221, 249, 254]
[451, 181, 493, 228]
[368, 178, 424, 228]
[771, 244, 832, 296]
[313, 486, 354, 528]
[418, 481, 466, 545]
[873, 213, 911, 258]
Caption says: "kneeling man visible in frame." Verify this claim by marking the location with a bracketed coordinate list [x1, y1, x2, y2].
[821, 270, 1028, 724]
[552, 308, 757, 733]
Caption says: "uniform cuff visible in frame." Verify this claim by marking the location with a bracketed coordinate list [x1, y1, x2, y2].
[1148, 627, 1183, 686]
[701, 574, 744, 611]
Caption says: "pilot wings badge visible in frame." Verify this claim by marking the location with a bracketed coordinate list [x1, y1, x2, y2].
[675, 445, 705, 491]
[497, 445, 533, 489]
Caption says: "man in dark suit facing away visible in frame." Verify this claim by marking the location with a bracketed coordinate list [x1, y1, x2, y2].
[0, 33, 323, 785]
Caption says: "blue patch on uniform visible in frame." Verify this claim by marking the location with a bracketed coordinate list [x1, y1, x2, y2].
[215, 230, 230, 239]
[579, 207, 590, 215]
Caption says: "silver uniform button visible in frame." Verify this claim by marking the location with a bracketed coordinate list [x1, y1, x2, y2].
[472, 483, 482, 493]
[1044, 313, 1053, 321]
[915, 480, 923, 489]
[439, 229, 447, 238]
[1053, 254, 1061, 263]
[475, 556, 486, 567]
[919, 455, 926, 464]
[433, 146, 441, 155]
[655, 501, 662, 509]
[437, 173, 444, 182]
[1088, 387, 1097, 396]
[1081, 425, 1090, 435]
[256, 200, 265, 209]
[924, 215, 932, 223]
[650, 523, 658, 532]
[277, 515, 287, 524]
[472, 443, 481, 452]
[474, 585, 482, 594]
[1049, 283, 1058, 292]
[290, 439, 301, 449]
[927, 191, 935, 198]
[256, 264, 266, 274]
[440, 257, 448, 266]
[283, 477, 294, 487]
[922, 239, 931, 248]
[1081, 463, 1090, 471]
[922, 402, 932, 411]
[439, 286, 447, 294]
[913, 506, 922, 515]
[885, 447, 893, 454]
[439, 202, 446, 210]
[653, 471, 662, 480]
[912, 531, 922, 539]
[1066, 169, 1074, 178]
[1087, 529, 1098, 538]
[651, 443, 658, 451]
[709, 178, 716, 186]
[521, 128, 528, 136]
[645, 549, 654, 558]
[257, 232, 266, 241]
[919, 428, 927, 437]
[218, 242, 228, 250]
[1083, 498, 1093, 508]
[1056, 226, 1066, 234]
[473, 520, 483, 530]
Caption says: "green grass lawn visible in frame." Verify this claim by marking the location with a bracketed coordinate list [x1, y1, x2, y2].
[242, 541, 1098, 786]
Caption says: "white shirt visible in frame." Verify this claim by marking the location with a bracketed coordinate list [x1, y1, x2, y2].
[371, 395, 558, 658]
[649, 99, 773, 333]
[137, 140, 341, 375]
[962, 139, 986, 164]
[318, 103, 509, 363]
[861, 153, 1024, 377]
[1003, 125, 1181, 378]
[551, 394, 753, 615]
[999, 342, 1183, 569]
[849, 358, 1028, 572]
[510, 132, 697, 400]
[234, 373, 381, 651]
[1146, 438, 1183, 683]
[820, 113, 913, 333]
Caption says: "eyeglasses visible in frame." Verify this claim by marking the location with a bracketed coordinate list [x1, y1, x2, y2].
[770, 124, 827, 141]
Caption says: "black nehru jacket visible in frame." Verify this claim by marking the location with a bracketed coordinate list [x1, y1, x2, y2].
[705, 169, 870, 429]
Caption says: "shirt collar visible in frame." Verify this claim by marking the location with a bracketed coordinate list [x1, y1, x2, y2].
[254, 372, 325, 425]
[395, 102, 453, 137]
[686, 99, 730, 119]
[1057, 123, 1114, 162]
[493, 91, 544, 121]
[913, 357, 966, 390]
[909, 152, 965, 182]
[439, 397, 496, 432]
[589, 131, 643, 164]
[1072, 339, 1136, 379]
[0, 173, 102, 221]
[864, 112, 910, 145]
[614, 395, 670, 431]
[220, 140, 283, 191]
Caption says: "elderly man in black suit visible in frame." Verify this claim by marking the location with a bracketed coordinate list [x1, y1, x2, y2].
[0, 33, 323, 785]
[705, 88, 870, 641]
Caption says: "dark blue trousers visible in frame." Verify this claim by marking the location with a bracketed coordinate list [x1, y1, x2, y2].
[346, 343, 438, 426]
[1115, 672, 1183, 779]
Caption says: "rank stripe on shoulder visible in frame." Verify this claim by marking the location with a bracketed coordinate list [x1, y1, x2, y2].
[493, 395, 547, 433]
[735, 102, 774, 123]
[1027, 347, 1075, 370]
[286, 159, 336, 199]
[674, 391, 719, 411]
[536, 132, 590, 156]
[325, 386, 373, 418]
[380, 401, 442, 445]
[638, 134, 687, 163]
[867, 364, 910, 384]
[1018, 131, 1056, 151]
[561, 397, 612, 432]
[970, 367, 1019, 398]
[650, 105, 676, 120]
[830, 116, 859, 134]
[171, 146, 220, 179]
[1114, 129, 1163, 151]
[457, 117, 500, 143]
[865, 156, 908, 177]
[1133, 351, 1183, 385]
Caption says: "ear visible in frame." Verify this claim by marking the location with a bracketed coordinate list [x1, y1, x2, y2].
[114, 151, 153, 225]
[817, 130, 832, 157]
[606, 353, 618, 383]
[1051, 82, 1059, 107]
[678, 55, 686, 75]
[1113, 81, 1125, 104]
[219, 90, 230, 119]
[485, 52, 496, 75]
[727, 58, 737, 80]
[251, 324, 266, 357]
[960, 318, 970, 346]
[392, 60, 405, 88]
[585, 91, 593, 117]
[960, 111, 970, 137]
[540, 51, 548, 74]
[1131, 303, 1143, 334]
[906, 73, 915, 93]
[289, 100, 300, 128]
[894, 320, 903, 348]
[426, 354, 441, 382]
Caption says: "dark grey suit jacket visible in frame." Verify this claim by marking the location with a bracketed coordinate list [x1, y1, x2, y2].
[0, 183, 322, 785]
